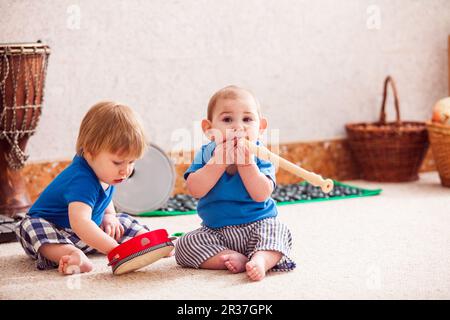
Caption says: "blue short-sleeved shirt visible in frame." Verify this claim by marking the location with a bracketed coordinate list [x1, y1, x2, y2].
[28, 155, 115, 229]
[184, 141, 278, 228]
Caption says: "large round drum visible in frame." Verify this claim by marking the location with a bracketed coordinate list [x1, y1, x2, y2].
[114, 143, 175, 215]
[0, 42, 50, 216]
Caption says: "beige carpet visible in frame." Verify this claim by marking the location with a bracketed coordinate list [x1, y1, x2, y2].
[1, 172, 450, 300]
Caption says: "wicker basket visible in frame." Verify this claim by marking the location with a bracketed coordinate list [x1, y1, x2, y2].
[345, 76, 429, 182]
[426, 121, 450, 187]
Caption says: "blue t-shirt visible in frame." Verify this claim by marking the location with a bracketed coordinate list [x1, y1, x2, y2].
[184, 141, 278, 228]
[28, 155, 115, 229]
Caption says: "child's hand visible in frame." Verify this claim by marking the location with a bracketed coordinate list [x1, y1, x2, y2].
[101, 214, 125, 241]
[213, 139, 236, 165]
[235, 138, 255, 166]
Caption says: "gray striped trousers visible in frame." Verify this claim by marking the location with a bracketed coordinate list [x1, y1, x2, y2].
[175, 217, 296, 272]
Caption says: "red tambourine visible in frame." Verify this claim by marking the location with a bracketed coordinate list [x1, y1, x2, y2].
[107, 229, 176, 275]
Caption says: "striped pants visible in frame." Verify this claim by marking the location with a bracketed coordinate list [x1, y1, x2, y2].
[175, 217, 296, 272]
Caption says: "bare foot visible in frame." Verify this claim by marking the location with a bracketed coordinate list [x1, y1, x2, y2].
[58, 250, 93, 275]
[246, 259, 266, 281]
[221, 253, 248, 274]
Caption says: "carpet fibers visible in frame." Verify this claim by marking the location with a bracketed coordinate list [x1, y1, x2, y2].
[1, 172, 449, 299]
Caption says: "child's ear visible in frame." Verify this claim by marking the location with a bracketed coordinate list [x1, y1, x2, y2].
[259, 117, 268, 134]
[84, 150, 93, 161]
[201, 119, 214, 141]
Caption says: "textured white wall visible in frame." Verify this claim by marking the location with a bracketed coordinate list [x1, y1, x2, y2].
[1, 0, 449, 162]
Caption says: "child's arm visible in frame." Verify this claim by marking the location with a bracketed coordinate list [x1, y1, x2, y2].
[186, 158, 227, 198]
[69, 201, 118, 254]
[236, 139, 274, 202]
[186, 142, 229, 198]
[238, 164, 274, 202]
[104, 200, 116, 215]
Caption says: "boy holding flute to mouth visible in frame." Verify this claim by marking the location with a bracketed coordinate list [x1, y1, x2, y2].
[175, 85, 296, 281]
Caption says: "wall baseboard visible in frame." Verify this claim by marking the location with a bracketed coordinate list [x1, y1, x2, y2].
[23, 138, 436, 202]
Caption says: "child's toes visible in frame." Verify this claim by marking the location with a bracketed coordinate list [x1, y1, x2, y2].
[245, 262, 255, 275]
[246, 261, 265, 281]
[248, 269, 259, 279]
[58, 255, 70, 274]
[65, 264, 80, 275]
[245, 261, 255, 272]
[224, 261, 236, 273]
[248, 269, 261, 281]
[58, 263, 65, 274]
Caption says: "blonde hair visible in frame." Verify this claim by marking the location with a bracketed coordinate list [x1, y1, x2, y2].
[207, 85, 262, 121]
[76, 101, 148, 158]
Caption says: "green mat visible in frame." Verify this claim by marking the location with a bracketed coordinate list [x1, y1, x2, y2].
[135, 181, 382, 217]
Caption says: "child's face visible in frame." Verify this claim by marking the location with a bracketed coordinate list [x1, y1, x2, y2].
[203, 95, 267, 143]
[84, 150, 136, 186]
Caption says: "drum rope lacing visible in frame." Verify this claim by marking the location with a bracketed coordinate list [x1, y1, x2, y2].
[0, 46, 49, 170]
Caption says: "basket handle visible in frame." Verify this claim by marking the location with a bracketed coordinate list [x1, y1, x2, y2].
[379, 76, 401, 125]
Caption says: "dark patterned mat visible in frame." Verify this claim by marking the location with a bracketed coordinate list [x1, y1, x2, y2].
[133, 181, 382, 217]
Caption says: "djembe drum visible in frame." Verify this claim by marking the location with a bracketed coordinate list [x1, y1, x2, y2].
[0, 42, 50, 217]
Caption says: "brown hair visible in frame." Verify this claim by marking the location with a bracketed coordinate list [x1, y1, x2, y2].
[76, 101, 148, 158]
[207, 85, 261, 121]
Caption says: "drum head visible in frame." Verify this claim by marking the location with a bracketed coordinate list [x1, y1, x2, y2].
[113, 244, 174, 275]
[114, 143, 175, 215]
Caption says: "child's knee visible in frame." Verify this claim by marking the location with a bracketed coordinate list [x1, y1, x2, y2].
[174, 234, 189, 257]
[174, 231, 203, 253]
[174, 235, 196, 266]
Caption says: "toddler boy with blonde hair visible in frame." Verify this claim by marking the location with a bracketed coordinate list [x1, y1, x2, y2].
[16, 101, 152, 274]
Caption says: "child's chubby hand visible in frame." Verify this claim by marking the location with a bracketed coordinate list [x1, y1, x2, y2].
[235, 137, 256, 167]
[212, 138, 236, 165]
[100, 214, 125, 241]
[212, 131, 256, 166]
